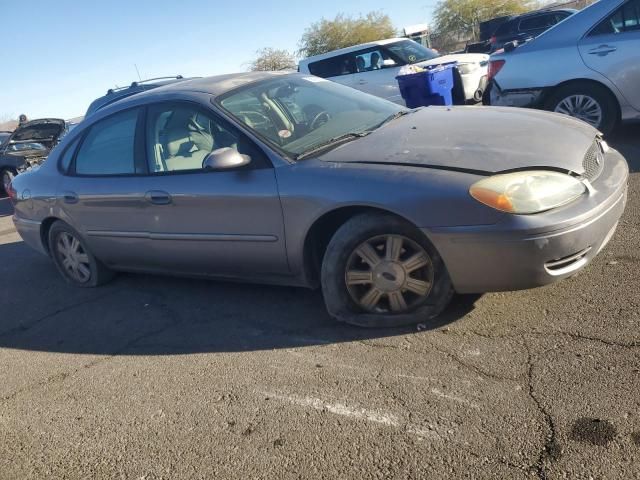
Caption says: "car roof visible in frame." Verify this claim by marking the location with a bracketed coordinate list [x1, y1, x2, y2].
[79, 71, 296, 121]
[299, 38, 409, 65]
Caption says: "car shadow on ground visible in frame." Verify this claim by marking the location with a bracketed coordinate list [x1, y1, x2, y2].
[0, 240, 481, 356]
[608, 123, 640, 173]
[0, 197, 12, 218]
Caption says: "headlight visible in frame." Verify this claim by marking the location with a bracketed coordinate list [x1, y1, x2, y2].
[456, 63, 479, 75]
[469, 170, 586, 214]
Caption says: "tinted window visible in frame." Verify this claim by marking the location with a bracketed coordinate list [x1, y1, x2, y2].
[308, 54, 356, 78]
[75, 109, 138, 175]
[146, 103, 267, 173]
[591, 0, 640, 35]
[519, 13, 557, 31]
[494, 19, 518, 36]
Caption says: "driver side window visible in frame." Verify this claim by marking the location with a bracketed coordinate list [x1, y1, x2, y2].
[146, 103, 269, 173]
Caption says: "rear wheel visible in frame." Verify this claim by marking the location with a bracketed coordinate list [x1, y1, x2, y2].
[48, 221, 115, 287]
[1, 169, 16, 195]
[321, 213, 453, 328]
[544, 82, 618, 136]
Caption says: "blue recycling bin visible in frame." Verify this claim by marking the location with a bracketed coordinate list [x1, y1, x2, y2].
[396, 62, 457, 107]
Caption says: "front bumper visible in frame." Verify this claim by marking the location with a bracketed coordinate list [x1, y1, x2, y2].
[487, 80, 544, 108]
[425, 148, 629, 294]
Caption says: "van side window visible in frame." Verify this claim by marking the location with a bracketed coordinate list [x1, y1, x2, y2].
[308, 54, 356, 78]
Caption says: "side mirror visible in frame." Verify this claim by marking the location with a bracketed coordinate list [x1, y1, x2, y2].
[202, 147, 251, 171]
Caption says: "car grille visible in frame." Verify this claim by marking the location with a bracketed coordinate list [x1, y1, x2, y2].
[582, 140, 605, 181]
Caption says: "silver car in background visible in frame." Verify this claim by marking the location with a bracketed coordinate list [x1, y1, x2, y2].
[488, 0, 640, 135]
[9, 73, 628, 328]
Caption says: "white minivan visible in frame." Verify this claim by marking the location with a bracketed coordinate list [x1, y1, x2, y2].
[299, 38, 489, 105]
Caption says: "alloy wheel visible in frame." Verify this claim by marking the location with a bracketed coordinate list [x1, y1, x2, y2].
[55, 232, 92, 283]
[554, 94, 603, 128]
[345, 234, 434, 314]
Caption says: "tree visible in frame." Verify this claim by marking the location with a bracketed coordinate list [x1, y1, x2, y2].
[299, 11, 396, 57]
[433, 0, 531, 41]
[250, 48, 297, 71]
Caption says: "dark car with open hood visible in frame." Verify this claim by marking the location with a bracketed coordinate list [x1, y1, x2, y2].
[0, 118, 65, 194]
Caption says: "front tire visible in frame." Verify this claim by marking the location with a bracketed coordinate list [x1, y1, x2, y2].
[48, 221, 115, 287]
[321, 213, 453, 328]
[544, 82, 618, 136]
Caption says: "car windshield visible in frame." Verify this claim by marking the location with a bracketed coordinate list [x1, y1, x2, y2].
[218, 75, 405, 159]
[384, 40, 440, 64]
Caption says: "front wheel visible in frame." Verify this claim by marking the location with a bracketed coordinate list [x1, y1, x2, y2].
[321, 213, 453, 328]
[544, 82, 618, 136]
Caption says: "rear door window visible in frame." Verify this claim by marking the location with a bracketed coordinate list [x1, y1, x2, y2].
[74, 109, 139, 175]
[590, 0, 640, 35]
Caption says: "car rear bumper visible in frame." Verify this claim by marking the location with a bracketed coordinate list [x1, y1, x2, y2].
[425, 149, 629, 294]
[13, 216, 47, 255]
[486, 81, 544, 108]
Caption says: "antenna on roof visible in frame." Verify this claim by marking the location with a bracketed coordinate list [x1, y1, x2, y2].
[134, 64, 142, 81]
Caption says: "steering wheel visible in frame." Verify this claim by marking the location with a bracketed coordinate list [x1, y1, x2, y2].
[310, 111, 331, 130]
[238, 111, 271, 129]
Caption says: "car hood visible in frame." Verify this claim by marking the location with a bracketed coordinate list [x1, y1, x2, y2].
[6, 118, 65, 149]
[318, 106, 597, 175]
[418, 53, 489, 66]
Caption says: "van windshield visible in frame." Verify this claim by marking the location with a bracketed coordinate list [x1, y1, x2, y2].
[384, 40, 440, 64]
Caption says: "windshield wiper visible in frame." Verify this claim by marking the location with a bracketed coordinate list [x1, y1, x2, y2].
[369, 109, 414, 131]
[295, 132, 371, 160]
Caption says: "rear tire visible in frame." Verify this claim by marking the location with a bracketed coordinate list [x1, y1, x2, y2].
[321, 213, 453, 328]
[544, 82, 618, 136]
[48, 220, 115, 287]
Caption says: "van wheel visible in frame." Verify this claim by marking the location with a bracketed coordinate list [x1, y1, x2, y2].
[48, 220, 115, 287]
[321, 213, 453, 328]
[544, 82, 618, 136]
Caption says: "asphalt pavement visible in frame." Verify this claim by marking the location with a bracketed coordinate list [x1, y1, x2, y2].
[0, 124, 638, 479]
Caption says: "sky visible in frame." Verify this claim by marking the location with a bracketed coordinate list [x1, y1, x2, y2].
[1, 0, 435, 120]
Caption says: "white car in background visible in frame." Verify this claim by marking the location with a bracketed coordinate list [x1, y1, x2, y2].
[298, 38, 489, 105]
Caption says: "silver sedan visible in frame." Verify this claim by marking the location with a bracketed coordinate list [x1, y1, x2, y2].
[9, 72, 629, 327]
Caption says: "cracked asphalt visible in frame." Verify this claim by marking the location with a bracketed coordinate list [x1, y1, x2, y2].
[0, 125, 639, 479]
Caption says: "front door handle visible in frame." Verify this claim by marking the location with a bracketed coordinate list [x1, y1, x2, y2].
[63, 191, 78, 204]
[357, 79, 367, 85]
[588, 45, 617, 56]
[145, 190, 172, 205]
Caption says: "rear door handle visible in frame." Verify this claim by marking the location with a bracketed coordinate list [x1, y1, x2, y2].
[145, 190, 172, 205]
[588, 45, 616, 55]
[357, 79, 367, 85]
[63, 191, 78, 204]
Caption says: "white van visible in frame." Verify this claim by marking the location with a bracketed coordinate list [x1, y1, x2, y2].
[298, 38, 489, 105]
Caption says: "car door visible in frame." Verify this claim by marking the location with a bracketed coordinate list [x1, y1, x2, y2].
[350, 48, 404, 104]
[578, 0, 640, 110]
[59, 107, 154, 269]
[139, 101, 288, 277]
